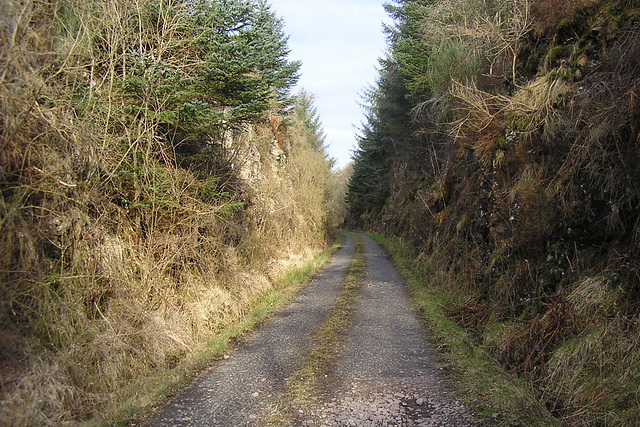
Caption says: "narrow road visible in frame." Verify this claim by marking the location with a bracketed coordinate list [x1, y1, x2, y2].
[145, 233, 475, 426]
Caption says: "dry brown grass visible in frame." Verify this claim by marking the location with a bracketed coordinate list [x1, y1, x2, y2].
[531, 0, 604, 36]
[540, 278, 639, 424]
[0, 0, 338, 424]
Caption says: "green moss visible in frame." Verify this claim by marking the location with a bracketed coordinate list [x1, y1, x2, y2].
[495, 135, 507, 151]
[547, 45, 571, 67]
[366, 233, 388, 246]
[432, 179, 448, 203]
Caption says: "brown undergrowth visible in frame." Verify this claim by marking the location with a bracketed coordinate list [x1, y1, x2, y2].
[439, 6, 640, 419]
[351, 0, 640, 424]
[0, 0, 341, 424]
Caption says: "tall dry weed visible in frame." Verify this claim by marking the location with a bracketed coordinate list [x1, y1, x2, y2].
[0, 0, 336, 424]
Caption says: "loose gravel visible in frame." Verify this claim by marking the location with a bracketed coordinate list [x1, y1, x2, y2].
[292, 378, 475, 426]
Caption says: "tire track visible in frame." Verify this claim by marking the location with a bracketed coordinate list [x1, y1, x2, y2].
[263, 233, 366, 424]
[145, 233, 355, 426]
[145, 232, 477, 426]
[288, 234, 477, 426]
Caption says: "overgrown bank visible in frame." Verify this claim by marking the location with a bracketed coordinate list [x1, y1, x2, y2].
[348, 1, 640, 424]
[0, 0, 344, 424]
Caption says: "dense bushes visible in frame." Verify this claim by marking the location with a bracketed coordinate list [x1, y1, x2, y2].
[347, 0, 640, 424]
[0, 0, 337, 424]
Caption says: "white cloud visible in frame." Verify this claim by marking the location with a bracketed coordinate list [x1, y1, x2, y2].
[268, 0, 390, 169]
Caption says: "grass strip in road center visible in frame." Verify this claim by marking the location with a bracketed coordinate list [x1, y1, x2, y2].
[268, 233, 366, 423]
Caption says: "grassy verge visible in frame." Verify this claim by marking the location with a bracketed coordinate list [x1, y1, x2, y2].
[106, 235, 345, 426]
[366, 233, 557, 426]
[266, 233, 365, 425]
[288, 234, 364, 400]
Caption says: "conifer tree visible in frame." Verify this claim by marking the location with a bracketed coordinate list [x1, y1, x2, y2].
[293, 89, 327, 151]
[173, 0, 301, 133]
[346, 41, 413, 222]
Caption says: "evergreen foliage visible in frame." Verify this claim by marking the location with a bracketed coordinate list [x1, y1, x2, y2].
[190, 0, 300, 127]
[123, 0, 297, 145]
[347, 56, 412, 221]
[293, 89, 326, 151]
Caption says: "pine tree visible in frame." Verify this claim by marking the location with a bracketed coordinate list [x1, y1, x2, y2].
[191, 0, 301, 127]
[293, 89, 327, 151]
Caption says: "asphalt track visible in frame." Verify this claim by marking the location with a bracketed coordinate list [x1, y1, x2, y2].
[145, 232, 475, 426]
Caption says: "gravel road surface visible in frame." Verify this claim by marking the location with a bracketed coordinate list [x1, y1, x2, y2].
[287, 234, 476, 426]
[145, 232, 476, 426]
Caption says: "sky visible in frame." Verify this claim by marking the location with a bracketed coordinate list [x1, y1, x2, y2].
[267, 0, 391, 169]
